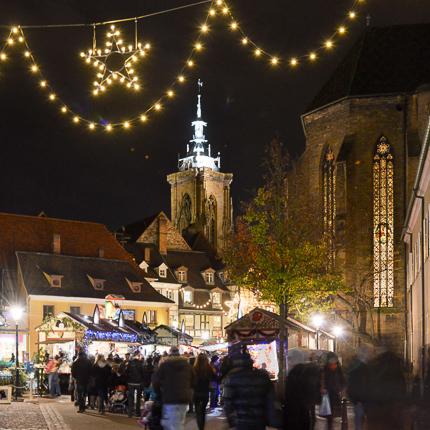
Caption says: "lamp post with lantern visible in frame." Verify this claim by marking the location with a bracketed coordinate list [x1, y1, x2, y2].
[11, 306, 23, 400]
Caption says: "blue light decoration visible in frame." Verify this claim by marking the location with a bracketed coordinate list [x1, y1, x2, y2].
[85, 330, 139, 343]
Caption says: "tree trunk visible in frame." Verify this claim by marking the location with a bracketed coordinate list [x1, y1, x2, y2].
[277, 299, 288, 400]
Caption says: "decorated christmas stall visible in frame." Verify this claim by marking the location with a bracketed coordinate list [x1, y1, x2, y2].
[225, 308, 334, 379]
[153, 324, 194, 355]
[37, 300, 157, 364]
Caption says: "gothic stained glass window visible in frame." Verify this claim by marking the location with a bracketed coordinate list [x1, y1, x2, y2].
[373, 136, 394, 307]
[323, 146, 336, 241]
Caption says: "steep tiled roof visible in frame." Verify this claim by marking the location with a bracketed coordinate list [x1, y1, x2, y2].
[0, 212, 137, 273]
[163, 250, 228, 293]
[17, 252, 172, 303]
[306, 24, 430, 113]
[124, 243, 178, 284]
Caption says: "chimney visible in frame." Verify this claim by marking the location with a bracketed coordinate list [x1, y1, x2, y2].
[98, 248, 104, 258]
[159, 217, 167, 255]
[144, 247, 151, 262]
[52, 234, 61, 254]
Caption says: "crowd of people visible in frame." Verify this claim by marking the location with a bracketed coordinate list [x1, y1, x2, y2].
[42, 342, 416, 430]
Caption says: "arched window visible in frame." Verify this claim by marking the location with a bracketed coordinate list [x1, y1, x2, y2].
[205, 195, 216, 247]
[373, 136, 394, 307]
[323, 146, 336, 241]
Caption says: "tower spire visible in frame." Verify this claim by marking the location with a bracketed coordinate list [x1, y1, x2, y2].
[177, 80, 221, 172]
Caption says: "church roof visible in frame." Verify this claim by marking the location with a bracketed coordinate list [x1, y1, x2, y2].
[306, 23, 430, 113]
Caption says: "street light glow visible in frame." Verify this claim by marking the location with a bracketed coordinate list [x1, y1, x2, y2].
[333, 325, 343, 337]
[10, 307, 23, 322]
[313, 314, 323, 329]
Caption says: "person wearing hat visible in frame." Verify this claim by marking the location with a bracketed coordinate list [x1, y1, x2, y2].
[152, 346, 197, 430]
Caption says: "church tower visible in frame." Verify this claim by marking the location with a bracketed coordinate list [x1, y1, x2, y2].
[167, 81, 233, 251]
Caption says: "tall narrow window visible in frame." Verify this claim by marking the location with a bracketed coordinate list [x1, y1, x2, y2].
[323, 146, 336, 252]
[373, 136, 394, 307]
[206, 195, 217, 247]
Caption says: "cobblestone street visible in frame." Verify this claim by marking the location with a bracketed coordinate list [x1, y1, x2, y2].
[0, 394, 361, 430]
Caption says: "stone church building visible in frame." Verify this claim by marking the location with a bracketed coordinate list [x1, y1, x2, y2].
[300, 23, 430, 357]
[167, 85, 233, 252]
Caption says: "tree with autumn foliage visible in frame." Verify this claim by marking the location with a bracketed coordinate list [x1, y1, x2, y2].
[220, 139, 344, 393]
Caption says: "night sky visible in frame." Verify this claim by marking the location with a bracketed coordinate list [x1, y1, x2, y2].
[0, 0, 429, 231]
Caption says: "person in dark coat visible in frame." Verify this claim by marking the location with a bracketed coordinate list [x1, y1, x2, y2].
[188, 352, 197, 413]
[283, 348, 321, 430]
[152, 346, 197, 430]
[347, 344, 374, 430]
[126, 351, 145, 418]
[365, 346, 406, 430]
[71, 351, 92, 413]
[92, 354, 111, 414]
[193, 353, 216, 430]
[223, 351, 279, 430]
[320, 352, 345, 430]
[143, 357, 156, 390]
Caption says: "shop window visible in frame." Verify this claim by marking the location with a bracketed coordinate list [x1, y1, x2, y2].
[70, 306, 80, 314]
[185, 314, 194, 327]
[213, 316, 221, 328]
[43, 305, 54, 320]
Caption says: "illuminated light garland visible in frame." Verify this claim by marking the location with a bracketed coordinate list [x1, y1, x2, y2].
[212, 0, 367, 70]
[0, 0, 366, 131]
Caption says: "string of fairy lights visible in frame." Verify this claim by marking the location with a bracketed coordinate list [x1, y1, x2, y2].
[0, 0, 368, 132]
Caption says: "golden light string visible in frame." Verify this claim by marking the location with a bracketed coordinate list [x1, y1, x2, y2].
[0, 0, 368, 131]
[0, 10, 215, 131]
[214, 0, 368, 68]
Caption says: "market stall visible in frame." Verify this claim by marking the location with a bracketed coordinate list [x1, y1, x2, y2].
[225, 307, 334, 379]
[153, 324, 194, 355]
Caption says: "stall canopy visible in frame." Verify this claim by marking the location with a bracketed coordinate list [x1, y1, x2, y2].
[154, 324, 193, 347]
[60, 312, 157, 345]
[225, 307, 333, 349]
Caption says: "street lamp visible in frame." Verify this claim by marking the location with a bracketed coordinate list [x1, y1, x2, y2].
[10, 306, 23, 400]
[313, 314, 324, 350]
[332, 325, 343, 354]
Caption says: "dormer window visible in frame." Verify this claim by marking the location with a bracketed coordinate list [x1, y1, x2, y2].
[176, 266, 188, 282]
[87, 275, 106, 291]
[139, 260, 149, 271]
[212, 292, 221, 305]
[157, 263, 168, 278]
[125, 278, 142, 293]
[44, 272, 63, 288]
[183, 290, 193, 305]
[206, 272, 214, 284]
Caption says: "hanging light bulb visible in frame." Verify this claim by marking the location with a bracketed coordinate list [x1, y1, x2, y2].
[168, 90, 173, 97]
[141, 115, 147, 121]
[155, 104, 161, 110]
[179, 76, 185, 82]
[291, 58, 297, 66]
[255, 49, 261, 56]
[90, 123, 95, 129]
[124, 122, 130, 128]
[339, 27, 346, 34]
[61, 107, 67, 113]
[349, 12, 356, 18]
[74, 117, 79, 123]
[106, 124, 112, 131]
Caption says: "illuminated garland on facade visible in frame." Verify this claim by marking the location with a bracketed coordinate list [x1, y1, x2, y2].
[85, 329, 139, 343]
[0, 0, 367, 131]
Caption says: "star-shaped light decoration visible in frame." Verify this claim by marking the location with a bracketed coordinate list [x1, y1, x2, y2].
[81, 25, 149, 95]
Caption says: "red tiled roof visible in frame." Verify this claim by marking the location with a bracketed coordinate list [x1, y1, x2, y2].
[0, 212, 137, 272]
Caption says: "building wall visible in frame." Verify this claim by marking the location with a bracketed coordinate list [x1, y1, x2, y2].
[300, 92, 428, 352]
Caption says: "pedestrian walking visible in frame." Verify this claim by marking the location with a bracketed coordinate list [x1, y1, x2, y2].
[92, 354, 111, 415]
[347, 344, 374, 430]
[283, 348, 320, 430]
[193, 353, 216, 430]
[223, 350, 280, 430]
[320, 352, 345, 430]
[71, 351, 92, 413]
[152, 346, 197, 430]
[49, 353, 63, 398]
[126, 351, 145, 418]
